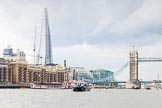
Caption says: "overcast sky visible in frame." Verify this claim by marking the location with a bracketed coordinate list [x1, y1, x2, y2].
[0, 0, 162, 81]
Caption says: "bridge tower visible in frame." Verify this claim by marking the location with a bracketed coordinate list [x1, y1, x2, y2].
[129, 46, 138, 80]
[126, 46, 141, 89]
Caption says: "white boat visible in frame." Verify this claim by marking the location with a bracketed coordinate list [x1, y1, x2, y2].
[61, 81, 73, 89]
[61, 80, 79, 89]
[29, 82, 62, 89]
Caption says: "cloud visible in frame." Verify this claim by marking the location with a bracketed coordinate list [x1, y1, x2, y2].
[109, 0, 162, 43]
[1, 0, 161, 47]
[43, 0, 146, 46]
[54, 43, 129, 71]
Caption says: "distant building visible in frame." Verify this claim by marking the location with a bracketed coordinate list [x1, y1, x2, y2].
[28, 65, 66, 83]
[90, 69, 114, 82]
[0, 58, 13, 83]
[3, 47, 28, 84]
[67, 67, 93, 81]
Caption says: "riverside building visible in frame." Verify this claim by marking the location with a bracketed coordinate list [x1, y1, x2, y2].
[0, 58, 13, 83]
[3, 47, 28, 84]
[28, 65, 66, 83]
[0, 46, 67, 85]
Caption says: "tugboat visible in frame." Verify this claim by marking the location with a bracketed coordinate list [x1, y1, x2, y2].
[72, 82, 92, 92]
[73, 84, 86, 92]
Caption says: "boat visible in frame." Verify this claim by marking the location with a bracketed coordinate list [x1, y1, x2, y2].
[145, 87, 151, 90]
[29, 82, 62, 89]
[72, 82, 92, 92]
[144, 85, 151, 90]
[61, 81, 74, 89]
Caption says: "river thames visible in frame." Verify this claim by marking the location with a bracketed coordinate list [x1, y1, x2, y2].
[0, 89, 162, 108]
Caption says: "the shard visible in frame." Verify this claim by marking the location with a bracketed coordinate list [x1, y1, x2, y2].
[44, 8, 53, 65]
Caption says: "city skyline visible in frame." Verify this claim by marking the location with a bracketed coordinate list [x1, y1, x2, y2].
[0, 0, 162, 81]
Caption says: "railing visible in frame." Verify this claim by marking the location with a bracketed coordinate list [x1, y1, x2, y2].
[138, 58, 162, 62]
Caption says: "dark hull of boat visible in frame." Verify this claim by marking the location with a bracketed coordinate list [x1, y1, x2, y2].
[73, 86, 86, 92]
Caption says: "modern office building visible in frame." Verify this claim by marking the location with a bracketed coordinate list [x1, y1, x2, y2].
[44, 8, 53, 65]
[90, 69, 114, 82]
[67, 67, 93, 81]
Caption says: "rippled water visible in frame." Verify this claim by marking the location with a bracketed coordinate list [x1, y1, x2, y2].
[0, 89, 162, 108]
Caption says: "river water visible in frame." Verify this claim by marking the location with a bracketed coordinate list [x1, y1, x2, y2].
[0, 89, 162, 108]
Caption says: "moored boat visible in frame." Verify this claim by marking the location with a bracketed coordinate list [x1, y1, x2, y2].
[29, 82, 62, 89]
[61, 81, 74, 89]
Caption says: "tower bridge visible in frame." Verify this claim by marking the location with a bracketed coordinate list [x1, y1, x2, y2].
[126, 46, 162, 89]
[91, 46, 162, 89]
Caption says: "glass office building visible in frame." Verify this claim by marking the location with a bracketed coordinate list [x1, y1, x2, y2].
[68, 67, 93, 81]
[90, 69, 114, 82]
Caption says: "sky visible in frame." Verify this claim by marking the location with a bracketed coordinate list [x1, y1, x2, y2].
[0, 0, 162, 81]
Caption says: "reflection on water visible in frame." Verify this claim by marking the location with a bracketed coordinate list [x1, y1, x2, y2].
[0, 89, 162, 108]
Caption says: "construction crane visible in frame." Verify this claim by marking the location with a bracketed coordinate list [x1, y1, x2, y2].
[33, 26, 37, 64]
[26, 54, 43, 65]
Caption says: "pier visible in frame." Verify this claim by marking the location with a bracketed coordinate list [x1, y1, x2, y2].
[0, 84, 30, 89]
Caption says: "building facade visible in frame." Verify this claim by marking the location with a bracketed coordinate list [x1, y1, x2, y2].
[90, 69, 114, 82]
[0, 58, 13, 83]
[129, 46, 138, 81]
[126, 46, 141, 89]
[28, 65, 66, 84]
[0, 47, 67, 85]
[67, 67, 93, 81]
[3, 47, 28, 84]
